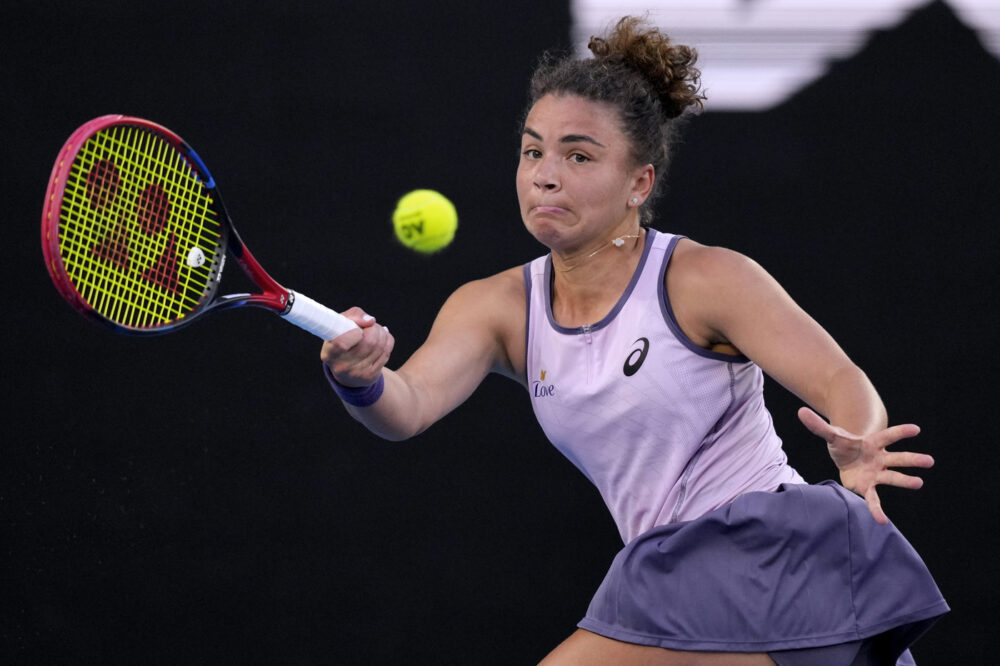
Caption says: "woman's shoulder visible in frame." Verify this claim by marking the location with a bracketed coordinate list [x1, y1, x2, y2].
[669, 237, 758, 284]
[437, 266, 527, 334]
[665, 238, 770, 352]
[441, 266, 528, 381]
[452, 265, 526, 302]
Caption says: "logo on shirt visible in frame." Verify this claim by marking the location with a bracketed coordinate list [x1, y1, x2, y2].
[532, 369, 556, 398]
[623, 337, 650, 377]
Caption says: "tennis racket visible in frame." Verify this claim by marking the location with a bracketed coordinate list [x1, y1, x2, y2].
[41, 115, 357, 340]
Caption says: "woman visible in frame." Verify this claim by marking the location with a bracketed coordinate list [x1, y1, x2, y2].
[320, 17, 947, 665]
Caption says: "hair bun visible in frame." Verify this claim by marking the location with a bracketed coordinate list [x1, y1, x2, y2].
[588, 17, 705, 119]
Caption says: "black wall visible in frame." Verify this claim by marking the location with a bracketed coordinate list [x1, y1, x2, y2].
[3, 1, 995, 663]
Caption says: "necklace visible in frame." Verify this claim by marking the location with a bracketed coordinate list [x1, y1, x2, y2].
[553, 232, 642, 273]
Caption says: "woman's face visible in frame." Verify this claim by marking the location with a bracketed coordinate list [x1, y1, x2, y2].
[517, 94, 651, 253]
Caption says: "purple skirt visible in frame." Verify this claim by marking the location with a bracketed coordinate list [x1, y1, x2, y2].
[579, 482, 947, 663]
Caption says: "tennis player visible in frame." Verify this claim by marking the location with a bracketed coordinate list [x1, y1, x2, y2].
[321, 17, 947, 665]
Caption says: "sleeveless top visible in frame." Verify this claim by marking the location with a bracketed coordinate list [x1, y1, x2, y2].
[523, 229, 804, 543]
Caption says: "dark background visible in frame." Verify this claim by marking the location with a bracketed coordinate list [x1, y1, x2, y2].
[3, 1, 996, 663]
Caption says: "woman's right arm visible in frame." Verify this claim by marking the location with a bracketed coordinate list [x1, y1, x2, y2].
[320, 267, 526, 441]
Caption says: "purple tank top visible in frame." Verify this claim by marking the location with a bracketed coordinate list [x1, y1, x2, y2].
[524, 229, 804, 543]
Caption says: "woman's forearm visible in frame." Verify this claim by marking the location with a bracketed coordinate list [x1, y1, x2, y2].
[819, 364, 888, 437]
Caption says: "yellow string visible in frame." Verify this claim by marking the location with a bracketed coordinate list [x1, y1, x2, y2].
[57, 124, 223, 329]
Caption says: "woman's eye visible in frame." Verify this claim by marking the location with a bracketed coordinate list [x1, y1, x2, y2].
[522, 149, 542, 159]
[569, 153, 590, 164]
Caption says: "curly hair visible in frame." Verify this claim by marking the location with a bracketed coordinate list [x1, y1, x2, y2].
[524, 17, 705, 225]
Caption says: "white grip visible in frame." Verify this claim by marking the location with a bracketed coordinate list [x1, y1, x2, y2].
[280, 290, 358, 340]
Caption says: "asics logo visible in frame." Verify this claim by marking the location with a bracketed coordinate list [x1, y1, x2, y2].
[623, 337, 649, 377]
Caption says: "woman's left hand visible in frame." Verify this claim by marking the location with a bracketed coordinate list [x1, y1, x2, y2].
[797, 407, 935, 525]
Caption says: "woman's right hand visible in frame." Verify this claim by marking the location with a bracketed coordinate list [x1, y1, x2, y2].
[320, 307, 395, 387]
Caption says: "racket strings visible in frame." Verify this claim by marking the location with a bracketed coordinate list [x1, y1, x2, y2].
[58, 125, 224, 329]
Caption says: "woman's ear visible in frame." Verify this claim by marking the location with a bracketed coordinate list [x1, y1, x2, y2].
[630, 164, 655, 204]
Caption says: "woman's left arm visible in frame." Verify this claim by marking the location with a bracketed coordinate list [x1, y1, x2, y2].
[669, 241, 934, 523]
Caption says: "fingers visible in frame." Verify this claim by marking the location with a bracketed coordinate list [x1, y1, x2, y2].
[873, 422, 921, 448]
[343, 306, 378, 329]
[877, 469, 925, 490]
[853, 455, 933, 525]
[356, 325, 394, 372]
[883, 450, 935, 470]
[318, 307, 377, 351]
[797, 406, 831, 438]
[863, 468, 930, 524]
[865, 486, 890, 525]
[321, 308, 380, 352]
[799, 407, 923, 454]
[797, 406, 856, 443]
[320, 308, 394, 386]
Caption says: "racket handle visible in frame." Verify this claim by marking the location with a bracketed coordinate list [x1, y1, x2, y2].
[281, 291, 359, 340]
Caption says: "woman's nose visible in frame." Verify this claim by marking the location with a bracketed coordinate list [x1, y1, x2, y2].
[533, 157, 560, 190]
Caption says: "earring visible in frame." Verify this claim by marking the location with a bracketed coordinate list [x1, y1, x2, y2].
[631, 198, 639, 205]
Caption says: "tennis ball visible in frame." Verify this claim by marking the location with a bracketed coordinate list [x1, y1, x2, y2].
[392, 189, 457, 254]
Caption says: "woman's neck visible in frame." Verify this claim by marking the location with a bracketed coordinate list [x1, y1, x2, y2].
[549, 227, 646, 328]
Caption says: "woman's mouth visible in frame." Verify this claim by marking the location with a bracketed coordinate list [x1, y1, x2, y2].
[531, 205, 568, 216]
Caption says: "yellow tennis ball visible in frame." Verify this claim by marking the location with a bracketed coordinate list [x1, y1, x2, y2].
[392, 189, 457, 254]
